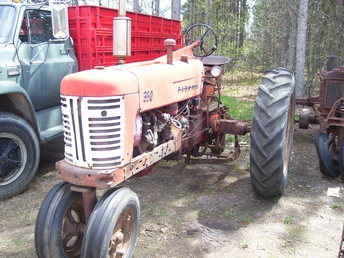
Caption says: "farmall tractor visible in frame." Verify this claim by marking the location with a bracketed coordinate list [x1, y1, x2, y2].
[297, 57, 344, 178]
[35, 6, 296, 257]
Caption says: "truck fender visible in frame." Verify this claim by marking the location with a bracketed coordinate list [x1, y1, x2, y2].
[0, 81, 40, 136]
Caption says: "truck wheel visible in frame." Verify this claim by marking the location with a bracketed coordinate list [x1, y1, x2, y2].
[314, 132, 340, 177]
[35, 182, 87, 258]
[250, 68, 295, 198]
[81, 187, 140, 258]
[0, 112, 39, 199]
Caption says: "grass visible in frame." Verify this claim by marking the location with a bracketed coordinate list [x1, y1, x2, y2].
[240, 215, 254, 225]
[283, 216, 295, 225]
[222, 70, 262, 85]
[223, 209, 236, 218]
[330, 203, 344, 210]
[220, 95, 254, 121]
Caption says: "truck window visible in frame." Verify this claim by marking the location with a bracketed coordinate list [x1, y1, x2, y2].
[20, 10, 53, 44]
[0, 6, 16, 43]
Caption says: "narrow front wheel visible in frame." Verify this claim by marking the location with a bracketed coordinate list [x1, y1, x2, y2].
[81, 187, 140, 258]
[35, 182, 87, 258]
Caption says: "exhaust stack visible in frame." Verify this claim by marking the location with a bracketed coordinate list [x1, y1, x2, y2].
[113, 0, 131, 64]
[164, 39, 176, 65]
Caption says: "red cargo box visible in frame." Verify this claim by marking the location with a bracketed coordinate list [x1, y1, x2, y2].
[68, 6, 182, 71]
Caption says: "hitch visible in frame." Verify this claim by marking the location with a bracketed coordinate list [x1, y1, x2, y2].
[218, 119, 250, 135]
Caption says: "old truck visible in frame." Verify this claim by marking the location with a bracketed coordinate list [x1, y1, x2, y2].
[0, 2, 181, 199]
[35, 3, 296, 256]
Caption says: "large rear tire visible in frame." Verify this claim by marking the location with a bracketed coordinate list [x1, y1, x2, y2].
[250, 68, 295, 198]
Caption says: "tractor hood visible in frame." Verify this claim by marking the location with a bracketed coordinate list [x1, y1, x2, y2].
[60, 68, 139, 97]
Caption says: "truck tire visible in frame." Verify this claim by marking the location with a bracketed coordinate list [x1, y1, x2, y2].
[0, 112, 40, 199]
[250, 68, 295, 198]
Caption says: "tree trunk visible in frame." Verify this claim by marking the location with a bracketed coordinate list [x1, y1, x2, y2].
[171, 0, 181, 20]
[287, 6, 297, 70]
[207, 0, 212, 24]
[133, 0, 141, 13]
[295, 0, 309, 98]
[153, 0, 160, 16]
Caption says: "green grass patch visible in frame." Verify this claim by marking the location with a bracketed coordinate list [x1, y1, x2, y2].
[220, 95, 254, 121]
[240, 215, 254, 225]
[222, 70, 262, 85]
[283, 216, 295, 225]
[330, 203, 344, 210]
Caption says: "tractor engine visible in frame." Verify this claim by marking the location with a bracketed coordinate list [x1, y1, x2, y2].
[135, 99, 199, 154]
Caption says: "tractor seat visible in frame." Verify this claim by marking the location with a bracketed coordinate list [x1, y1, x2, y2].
[200, 55, 231, 66]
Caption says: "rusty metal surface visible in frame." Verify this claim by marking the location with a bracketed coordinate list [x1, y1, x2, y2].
[296, 68, 344, 132]
[324, 98, 344, 130]
[82, 190, 97, 221]
[296, 97, 320, 106]
[57, 126, 182, 188]
[218, 119, 250, 135]
[56, 160, 115, 188]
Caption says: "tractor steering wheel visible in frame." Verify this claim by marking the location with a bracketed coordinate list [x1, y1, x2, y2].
[184, 24, 218, 57]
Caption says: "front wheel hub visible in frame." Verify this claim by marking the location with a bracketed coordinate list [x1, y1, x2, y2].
[0, 133, 27, 185]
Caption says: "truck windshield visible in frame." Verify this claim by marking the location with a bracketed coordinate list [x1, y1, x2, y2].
[0, 6, 16, 43]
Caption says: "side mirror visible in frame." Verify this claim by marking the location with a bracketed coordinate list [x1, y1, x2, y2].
[51, 4, 69, 39]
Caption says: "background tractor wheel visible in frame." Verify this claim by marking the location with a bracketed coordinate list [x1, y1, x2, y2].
[339, 144, 344, 176]
[299, 108, 311, 129]
[250, 68, 295, 198]
[81, 187, 140, 258]
[314, 132, 340, 177]
[35, 182, 87, 258]
[0, 112, 40, 200]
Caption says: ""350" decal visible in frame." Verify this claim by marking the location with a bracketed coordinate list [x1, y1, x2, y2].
[143, 90, 153, 103]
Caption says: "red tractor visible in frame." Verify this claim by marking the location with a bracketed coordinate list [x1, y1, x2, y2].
[297, 57, 344, 178]
[35, 20, 296, 257]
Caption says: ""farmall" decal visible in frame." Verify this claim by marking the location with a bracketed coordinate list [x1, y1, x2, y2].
[177, 84, 198, 92]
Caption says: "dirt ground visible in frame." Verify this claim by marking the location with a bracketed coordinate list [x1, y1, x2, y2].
[0, 128, 343, 258]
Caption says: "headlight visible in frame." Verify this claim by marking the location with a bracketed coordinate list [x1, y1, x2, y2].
[210, 66, 222, 77]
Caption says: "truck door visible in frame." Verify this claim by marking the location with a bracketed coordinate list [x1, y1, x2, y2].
[18, 9, 77, 111]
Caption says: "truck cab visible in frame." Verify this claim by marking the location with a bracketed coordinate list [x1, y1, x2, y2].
[0, 2, 77, 199]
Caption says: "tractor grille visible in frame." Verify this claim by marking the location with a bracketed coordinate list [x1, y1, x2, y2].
[61, 95, 124, 170]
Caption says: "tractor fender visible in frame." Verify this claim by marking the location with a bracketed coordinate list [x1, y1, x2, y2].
[0, 81, 39, 136]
